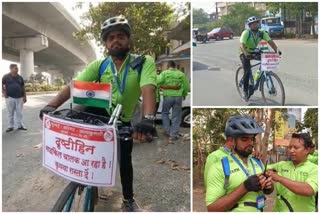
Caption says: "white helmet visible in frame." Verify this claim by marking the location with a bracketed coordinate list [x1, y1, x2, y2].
[101, 15, 131, 41]
[247, 16, 260, 25]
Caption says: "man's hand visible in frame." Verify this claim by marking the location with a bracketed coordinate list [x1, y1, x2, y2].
[244, 175, 261, 192]
[265, 170, 281, 182]
[39, 105, 56, 120]
[245, 54, 253, 60]
[133, 119, 156, 142]
[258, 174, 273, 189]
[252, 151, 265, 162]
[23, 97, 27, 103]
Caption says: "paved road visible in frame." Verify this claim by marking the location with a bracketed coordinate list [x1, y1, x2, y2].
[2, 94, 190, 211]
[193, 38, 318, 106]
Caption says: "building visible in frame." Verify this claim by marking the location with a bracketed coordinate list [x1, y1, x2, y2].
[216, 2, 266, 18]
[288, 108, 302, 122]
[156, 16, 190, 80]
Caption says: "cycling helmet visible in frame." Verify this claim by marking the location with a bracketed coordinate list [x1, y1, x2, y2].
[247, 16, 260, 25]
[225, 115, 264, 137]
[101, 15, 131, 41]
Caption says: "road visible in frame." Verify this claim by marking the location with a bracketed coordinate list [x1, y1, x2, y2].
[2, 94, 190, 212]
[193, 38, 318, 106]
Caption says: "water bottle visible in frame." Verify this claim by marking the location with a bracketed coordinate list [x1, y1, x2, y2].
[254, 70, 261, 81]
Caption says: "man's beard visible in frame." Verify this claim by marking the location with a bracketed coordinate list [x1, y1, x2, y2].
[234, 146, 252, 158]
[108, 47, 130, 59]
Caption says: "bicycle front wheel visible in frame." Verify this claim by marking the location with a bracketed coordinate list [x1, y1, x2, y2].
[51, 182, 79, 212]
[235, 66, 244, 98]
[260, 72, 285, 105]
[51, 182, 98, 212]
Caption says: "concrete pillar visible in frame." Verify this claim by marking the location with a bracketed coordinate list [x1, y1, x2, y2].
[19, 49, 34, 80]
[5, 34, 49, 80]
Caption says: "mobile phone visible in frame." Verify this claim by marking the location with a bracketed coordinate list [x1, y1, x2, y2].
[263, 160, 268, 175]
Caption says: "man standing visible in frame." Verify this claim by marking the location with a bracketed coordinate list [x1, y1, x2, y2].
[157, 61, 190, 141]
[2, 64, 27, 132]
[40, 15, 156, 212]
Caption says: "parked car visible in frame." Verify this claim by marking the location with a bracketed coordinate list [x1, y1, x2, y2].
[134, 93, 191, 128]
[193, 28, 208, 43]
[207, 27, 234, 40]
[260, 17, 284, 38]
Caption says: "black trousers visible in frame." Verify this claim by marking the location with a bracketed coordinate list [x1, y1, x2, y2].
[240, 54, 252, 93]
[83, 106, 134, 200]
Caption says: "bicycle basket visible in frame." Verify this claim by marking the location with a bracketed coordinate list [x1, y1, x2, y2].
[49, 109, 110, 126]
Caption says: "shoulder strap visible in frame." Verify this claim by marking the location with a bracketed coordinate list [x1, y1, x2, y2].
[98, 57, 111, 83]
[246, 30, 252, 43]
[258, 30, 264, 40]
[251, 157, 264, 171]
[221, 156, 231, 190]
[98, 55, 145, 83]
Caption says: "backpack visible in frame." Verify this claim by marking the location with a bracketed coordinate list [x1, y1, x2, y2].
[97, 54, 146, 82]
[221, 156, 264, 190]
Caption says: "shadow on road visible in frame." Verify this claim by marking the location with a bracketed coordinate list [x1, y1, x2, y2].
[193, 61, 209, 71]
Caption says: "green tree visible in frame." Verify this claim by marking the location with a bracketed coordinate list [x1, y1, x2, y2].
[193, 8, 209, 26]
[74, 2, 177, 56]
[222, 3, 262, 36]
[304, 108, 318, 146]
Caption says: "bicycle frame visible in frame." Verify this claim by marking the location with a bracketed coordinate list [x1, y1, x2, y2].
[249, 61, 276, 93]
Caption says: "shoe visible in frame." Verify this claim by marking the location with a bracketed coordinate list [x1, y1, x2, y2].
[121, 198, 142, 212]
[17, 126, 27, 130]
[6, 128, 14, 132]
[242, 91, 249, 102]
[169, 136, 179, 142]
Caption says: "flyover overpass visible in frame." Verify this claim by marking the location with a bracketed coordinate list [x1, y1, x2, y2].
[2, 2, 97, 81]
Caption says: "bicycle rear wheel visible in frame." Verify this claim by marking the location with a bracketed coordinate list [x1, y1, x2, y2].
[260, 72, 285, 105]
[51, 182, 98, 212]
[235, 66, 244, 97]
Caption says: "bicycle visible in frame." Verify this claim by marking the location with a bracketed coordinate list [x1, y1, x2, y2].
[235, 50, 285, 105]
[45, 104, 132, 212]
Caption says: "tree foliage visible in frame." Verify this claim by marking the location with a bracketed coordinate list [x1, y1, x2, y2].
[74, 2, 183, 56]
[194, 3, 261, 36]
[193, 8, 209, 25]
[303, 108, 318, 145]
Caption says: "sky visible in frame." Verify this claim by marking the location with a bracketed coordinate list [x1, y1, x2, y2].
[192, 1, 216, 14]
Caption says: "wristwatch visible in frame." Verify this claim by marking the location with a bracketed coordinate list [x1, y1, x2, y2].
[143, 114, 156, 121]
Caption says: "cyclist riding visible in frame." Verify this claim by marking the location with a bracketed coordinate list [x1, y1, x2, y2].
[39, 15, 157, 212]
[240, 16, 282, 101]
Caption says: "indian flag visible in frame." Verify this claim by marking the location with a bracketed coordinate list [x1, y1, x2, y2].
[71, 80, 112, 108]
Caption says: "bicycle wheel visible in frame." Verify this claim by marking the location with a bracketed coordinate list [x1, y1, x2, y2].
[52, 182, 98, 212]
[235, 66, 244, 97]
[260, 72, 285, 105]
[51, 182, 79, 211]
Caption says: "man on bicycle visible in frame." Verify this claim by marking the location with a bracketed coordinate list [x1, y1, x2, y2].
[239, 16, 282, 101]
[40, 15, 157, 211]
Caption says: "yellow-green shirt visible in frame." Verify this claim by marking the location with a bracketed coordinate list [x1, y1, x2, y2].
[206, 154, 265, 211]
[267, 160, 318, 212]
[157, 68, 189, 97]
[75, 54, 157, 122]
[239, 29, 271, 54]
[204, 147, 230, 187]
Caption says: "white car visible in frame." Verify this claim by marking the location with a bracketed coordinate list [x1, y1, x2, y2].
[133, 93, 191, 127]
